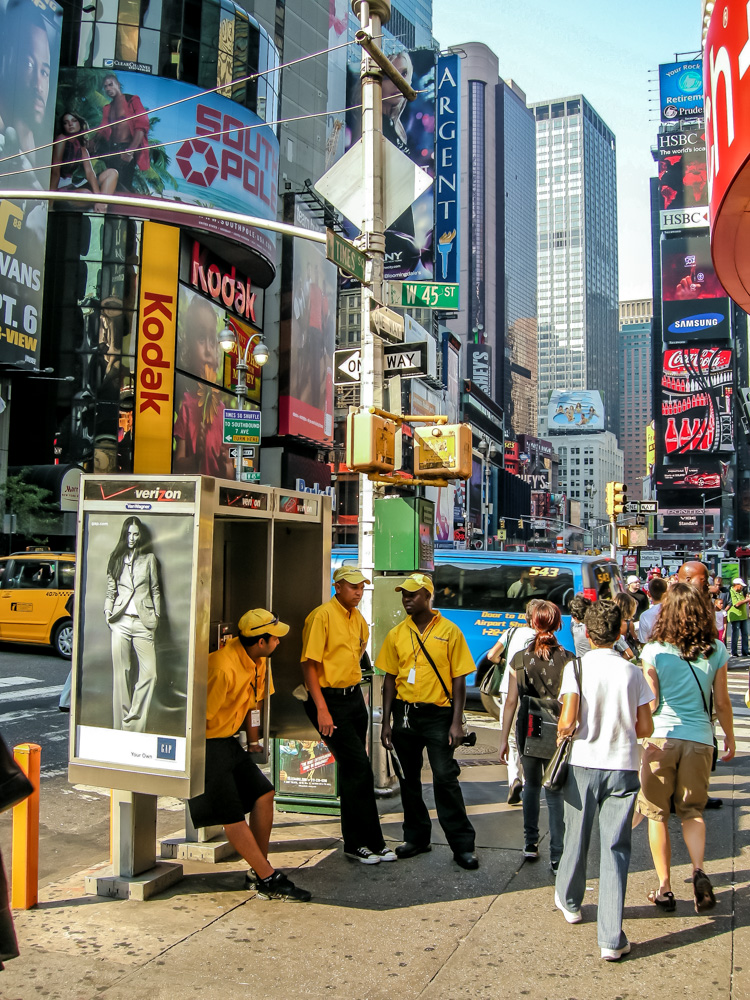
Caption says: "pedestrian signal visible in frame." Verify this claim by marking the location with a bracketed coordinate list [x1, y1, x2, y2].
[346, 410, 396, 474]
[413, 423, 472, 479]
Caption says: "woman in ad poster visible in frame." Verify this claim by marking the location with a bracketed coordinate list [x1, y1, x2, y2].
[50, 110, 119, 211]
[104, 516, 161, 732]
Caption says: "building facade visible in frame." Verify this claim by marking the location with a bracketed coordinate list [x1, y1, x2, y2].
[554, 431, 624, 525]
[532, 95, 619, 438]
[618, 298, 653, 493]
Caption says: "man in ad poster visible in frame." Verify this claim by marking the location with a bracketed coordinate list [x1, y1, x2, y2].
[78, 512, 193, 750]
[0, 0, 62, 368]
[98, 73, 151, 192]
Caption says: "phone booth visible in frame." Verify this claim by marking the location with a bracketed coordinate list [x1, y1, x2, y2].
[68, 474, 331, 897]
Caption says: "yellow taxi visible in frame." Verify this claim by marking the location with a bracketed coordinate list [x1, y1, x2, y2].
[0, 551, 75, 658]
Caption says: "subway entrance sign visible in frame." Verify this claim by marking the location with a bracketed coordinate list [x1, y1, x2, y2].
[386, 281, 460, 309]
[326, 229, 368, 283]
[223, 409, 261, 444]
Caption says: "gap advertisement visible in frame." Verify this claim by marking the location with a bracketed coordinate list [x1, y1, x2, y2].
[661, 346, 734, 455]
[0, 0, 62, 368]
[55, 68, 279, 280]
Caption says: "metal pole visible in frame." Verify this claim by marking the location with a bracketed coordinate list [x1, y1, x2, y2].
[235, 339, 250, 483]
[701, 492, 706, 554]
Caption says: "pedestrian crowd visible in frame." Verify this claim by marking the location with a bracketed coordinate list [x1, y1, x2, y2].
[180, 557, 737, 966]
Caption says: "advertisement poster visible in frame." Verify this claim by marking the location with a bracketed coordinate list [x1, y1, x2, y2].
[277, 739, 336, 797]
[662, 297, 731, 343]
[661, 346, 734, 455]
[661, 235, 727, 301]
[0, 0, 62, 368]
[656, 129, 708, 230]
[548, 389, 605, 430]
[76, 511, 195, 770]
[435, 53, 460, 284]
[55, 69, 279, 277]
[659, 59, 704, 122]
[655, 463, 722, 489]
[345, 47, 435, 281]
[658, 507, 718, 535]
[279, 199, 335, 445]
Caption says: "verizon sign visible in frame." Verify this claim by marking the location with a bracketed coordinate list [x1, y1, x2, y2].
[704, 0, 750, 310]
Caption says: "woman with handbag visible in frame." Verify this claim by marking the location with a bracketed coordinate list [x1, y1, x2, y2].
[498, 600, 572, 872]
[554, 600, 653, 961]
[638, 582, 735, 914]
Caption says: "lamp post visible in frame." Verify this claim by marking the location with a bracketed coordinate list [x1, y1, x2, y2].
[476, 438, 497, 550]
[701, 491, 735, 555]
[219, 321, 269, 482]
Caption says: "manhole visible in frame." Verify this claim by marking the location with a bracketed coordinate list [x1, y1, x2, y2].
[454, 740, 496, 758]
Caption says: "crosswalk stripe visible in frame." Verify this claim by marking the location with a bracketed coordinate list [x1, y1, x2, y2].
[0, 684, 62, 704]
[0, 675, 39, 688]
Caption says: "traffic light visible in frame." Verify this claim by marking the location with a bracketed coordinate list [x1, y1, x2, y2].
[605, 481, 628, 516]
[345, 409, 396, 473]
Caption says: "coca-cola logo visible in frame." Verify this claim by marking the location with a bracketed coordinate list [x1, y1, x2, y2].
[663, 348, 731, 374]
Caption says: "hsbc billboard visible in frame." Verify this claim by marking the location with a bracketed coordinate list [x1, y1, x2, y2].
[56, 69, 279, 283]
[704, 0, 750, 311]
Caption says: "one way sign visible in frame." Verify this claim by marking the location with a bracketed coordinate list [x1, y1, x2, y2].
[334, 348, 361, 385]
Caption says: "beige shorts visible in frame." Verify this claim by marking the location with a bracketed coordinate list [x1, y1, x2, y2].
[637, 737, 714, 822]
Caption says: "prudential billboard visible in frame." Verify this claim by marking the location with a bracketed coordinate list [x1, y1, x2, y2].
[659, 60, 704, 123]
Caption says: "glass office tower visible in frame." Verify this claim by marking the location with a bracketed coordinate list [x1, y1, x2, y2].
[532, 95, 619, 437]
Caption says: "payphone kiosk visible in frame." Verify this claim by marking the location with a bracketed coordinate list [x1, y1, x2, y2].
[69, 474, 330, 898]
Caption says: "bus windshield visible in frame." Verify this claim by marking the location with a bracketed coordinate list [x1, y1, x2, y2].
[433, 562, 576, 615]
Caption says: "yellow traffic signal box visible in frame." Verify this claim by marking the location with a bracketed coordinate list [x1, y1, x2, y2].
[413, 423, 472, 479]
[612, 482, 628, 515]
[345, 410, 396, 474]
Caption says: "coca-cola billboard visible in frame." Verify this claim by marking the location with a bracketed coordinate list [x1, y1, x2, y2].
[704, 1, 750, 311]
[660, 346, 734, 456]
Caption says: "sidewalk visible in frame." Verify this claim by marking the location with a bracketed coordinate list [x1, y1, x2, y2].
[2, 711, 749, 1000]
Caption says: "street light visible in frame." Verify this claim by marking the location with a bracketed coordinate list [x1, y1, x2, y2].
[701, 491, 734, 554]
[219, 320, 270, 482]
[476, 437, 497, 550]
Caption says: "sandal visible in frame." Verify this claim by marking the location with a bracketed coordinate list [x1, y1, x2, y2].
[693, 869, 716, 913]
[647, 889, 676, 911]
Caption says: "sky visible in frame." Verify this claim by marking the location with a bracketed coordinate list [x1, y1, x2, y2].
[431, 0, 703, 303]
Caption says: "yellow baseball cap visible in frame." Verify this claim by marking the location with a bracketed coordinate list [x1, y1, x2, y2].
[238, 609, 290, 638]
[333, 566, 371, 585]
[395, 573, 435, 595]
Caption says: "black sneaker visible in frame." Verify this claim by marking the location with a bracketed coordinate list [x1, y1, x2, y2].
[344, 846, 381, 865]
[507, 779, 523, 806]
[550, 859, 560, 875]
[523, 843, 539, 861]
[244, 867, 259, 890]
[256, 871, 312, 902]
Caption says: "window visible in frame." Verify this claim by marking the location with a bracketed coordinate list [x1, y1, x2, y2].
[433, 564, 575, 615]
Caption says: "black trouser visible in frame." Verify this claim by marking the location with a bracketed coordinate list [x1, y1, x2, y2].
[391, 699, 475, 853]
[304, 686, 385, 854]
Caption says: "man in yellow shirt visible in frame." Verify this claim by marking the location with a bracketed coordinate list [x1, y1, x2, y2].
[188, 608, 311, 901]
[300, 567, 396, 865]
[377, 573, 478, 870]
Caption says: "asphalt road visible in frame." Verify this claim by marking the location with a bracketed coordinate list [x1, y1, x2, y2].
[0, 643, 184, 887]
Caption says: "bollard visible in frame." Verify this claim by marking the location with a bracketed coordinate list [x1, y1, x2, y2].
[11, 743, 40, 910]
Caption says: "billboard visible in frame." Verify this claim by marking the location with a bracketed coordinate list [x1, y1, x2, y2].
[659, 59, 704, 122]
[346, 47, 435, 281]
[662, 297, 731, 343]
[661, 346, 734, 455]
[548, 389, 605, 431]
[55, 69, 279, 282]
[658, 507, 718, 535]
[661, 235, 727, 301]
[435, 54, 460, 284]
[467, 343, 492, 396]
[0, 0, 62, 368]
[279, 199, 335, 445]
[655, 462, 722, 489]
[656, 129, 708, 231]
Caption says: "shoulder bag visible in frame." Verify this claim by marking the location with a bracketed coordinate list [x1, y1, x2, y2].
[413, 629, 476, 746]
[684, 655, 719, 771]
[542, 656, 582, 793]
[479, 627, 518, 700]
[0, 735, 33, 813]
[518, 647, 570, 760]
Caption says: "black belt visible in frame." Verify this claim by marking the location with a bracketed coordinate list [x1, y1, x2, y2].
[396, 699, 449, 710]
[322, 684, 360, 696]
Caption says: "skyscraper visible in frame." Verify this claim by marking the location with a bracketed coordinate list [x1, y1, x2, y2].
[619, 298, 653, 492]
[532, 96, 619, 438]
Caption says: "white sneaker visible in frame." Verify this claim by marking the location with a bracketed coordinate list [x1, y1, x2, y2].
[344, 847, 381, 865]
[601, 941, 631, 961]
[375, 847, 398, 862]
[555, 890, 582, 924]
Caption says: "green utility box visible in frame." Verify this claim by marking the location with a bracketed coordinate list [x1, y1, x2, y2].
[374, 496, 435, 573]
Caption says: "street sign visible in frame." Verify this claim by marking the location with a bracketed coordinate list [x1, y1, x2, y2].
[241, 471, 261, 482]
[622, 502, 640, 514]
[228, 446, 256, 458]
[371, 306, 404, 342]
[223, 409, 261, 444]
[383, 341, 428, 377]
[334, 348, 361, 384]
[385, 281, 460, 310]
[636, 514, 646, 525]
[325, 229, 367, 283]
[640, 501, 658, 515]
